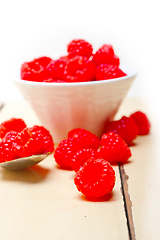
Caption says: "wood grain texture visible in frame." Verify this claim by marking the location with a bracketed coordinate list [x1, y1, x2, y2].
[116, 97, 160, 240]
[1, 98, 159, 240]
[0, 100, 128, 240]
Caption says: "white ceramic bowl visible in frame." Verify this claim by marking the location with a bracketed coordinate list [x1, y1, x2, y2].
[14, 64, 137, 143]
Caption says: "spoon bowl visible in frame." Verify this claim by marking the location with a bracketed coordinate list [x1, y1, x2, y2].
[0, 153, 50, 171]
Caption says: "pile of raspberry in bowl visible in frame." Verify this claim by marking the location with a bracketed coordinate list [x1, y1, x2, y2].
[20, 39, 127, 83]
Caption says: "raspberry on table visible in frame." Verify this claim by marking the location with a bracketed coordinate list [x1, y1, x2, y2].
[104, 116, 139, 145]
[70, 148, 100, 172]
[0, 131, 18, 162]
[130, 111, 151, 135]
[98, 132, 132, 164]
[68, 128, 100, 150]
[74, 158, 116, 198]
[0, 118, 27, 139]
[54, 138, 79, 169]
[95, 64, 126, 80]
[93, 44, 120, 66]
[67, 39, 93, 58]
[64, 56, 96, 82]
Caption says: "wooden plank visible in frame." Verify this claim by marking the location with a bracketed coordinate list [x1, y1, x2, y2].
[0, 101, 41, 127]
[0, 100, 129, 240]
[116, 97, 160, 240]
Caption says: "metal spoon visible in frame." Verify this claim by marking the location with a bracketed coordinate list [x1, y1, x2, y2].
[0, 153, 50, 171]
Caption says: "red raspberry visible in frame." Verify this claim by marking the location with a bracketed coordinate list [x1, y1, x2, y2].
[98, 132, 132, 164]
[30, 126, 54, 153]
[34, 56, 52, 68]
[93, 44, 120, 66]
[104, 116, 139, 145]
[21, 56, 52, 82]
[0, 131, 18, 162]
[59, 55, 69, 62]
[70, 148, 100, 172]
[46, 58, 67, 80]
[68, 128, 100, 150]
[74, 158, 116, 198]
[53, 79, 67, 83]
[130, 111, 151, 135]
[13, 127, 45, 158]
[43, 78, 67, 83]
[0, 118, 26, 139]
[54, 138, 79, 169]
[42, 77, 56, 83]
[95, 64, 126, 80]
[67, 39, 93, 58]
[64, 56, 96, 82]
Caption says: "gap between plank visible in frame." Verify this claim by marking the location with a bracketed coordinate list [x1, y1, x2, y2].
[0, 103, 4, 111]
[118, 163, 136, 240]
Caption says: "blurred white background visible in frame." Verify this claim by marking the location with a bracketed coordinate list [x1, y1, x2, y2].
[0, 0, 159, 103]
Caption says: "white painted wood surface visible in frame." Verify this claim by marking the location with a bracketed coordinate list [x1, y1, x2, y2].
[0, 98, 159, 240]
[116, 98, 160, 240]
[0, 101, 128, 240]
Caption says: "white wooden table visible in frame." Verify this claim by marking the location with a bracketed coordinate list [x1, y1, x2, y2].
[0, 98, 159, 240]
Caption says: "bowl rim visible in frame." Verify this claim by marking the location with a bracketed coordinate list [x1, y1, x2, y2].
[14, 63, 138, 87]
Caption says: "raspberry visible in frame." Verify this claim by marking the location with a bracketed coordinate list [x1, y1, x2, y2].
[74, 158, 116, 198]
[95, 64, 126, 80]
[52, 79, 67, 83]
[13, 127, 44, 158]
[43, 78, 67, 83]
[130, 111, 151, 135]
[46, 58, 67, 80]
[70, 148, 100, 172]
[98, 132, 132, 164]
[43, 77, 56, 83]
[59, 55, 69, 62]
[21, 56, 53, 82]
[13, 125, 54, 158]
[64, 56, 96, 82]
[0, 118, 27, 139]
[34, 56, 52, 68]
[104, 116, 139, 145]
[67, 39, 93, 58]
[54, 138, 79, 169]
[68, 128, 100, 150]
[0, 131, 18, 162]
[93, 44, 120, 66]
[30, 126, 54, 153]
